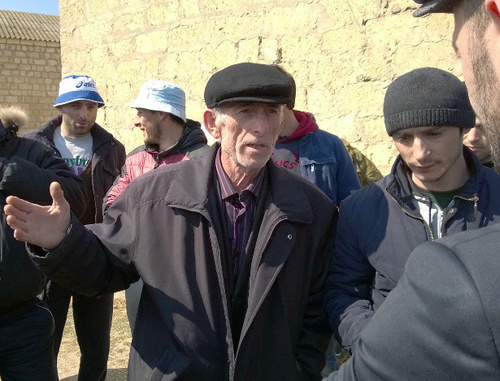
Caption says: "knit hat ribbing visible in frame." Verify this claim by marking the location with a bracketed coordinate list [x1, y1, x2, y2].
[383, 67, 475, 136]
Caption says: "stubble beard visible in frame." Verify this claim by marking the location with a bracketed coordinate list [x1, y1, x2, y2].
[469, 28, 500, 172]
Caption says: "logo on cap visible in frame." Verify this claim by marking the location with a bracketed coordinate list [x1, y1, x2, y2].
[54, 75, 105, 108]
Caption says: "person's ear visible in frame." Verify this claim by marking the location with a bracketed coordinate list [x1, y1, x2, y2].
[154, 112, 167, 123]
[486, 0, 500, 22]
[203, 110, 220, 139]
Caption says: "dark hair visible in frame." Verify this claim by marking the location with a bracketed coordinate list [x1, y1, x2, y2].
[456, 0, 488, 34]
[150, 110, 185, 126]
[169, 113, 186, 127]
[272, 64, 296, 109]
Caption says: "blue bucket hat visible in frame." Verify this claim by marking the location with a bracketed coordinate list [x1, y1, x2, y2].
[54, 75, 105, 108]
[130, 80, 186, 123]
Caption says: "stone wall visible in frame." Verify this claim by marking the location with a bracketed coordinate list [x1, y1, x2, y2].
[59, 0, 460, 175]
[0, 38, 61, 134]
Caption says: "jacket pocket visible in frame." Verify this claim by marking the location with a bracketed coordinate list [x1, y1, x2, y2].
[148, 343, 190, 381]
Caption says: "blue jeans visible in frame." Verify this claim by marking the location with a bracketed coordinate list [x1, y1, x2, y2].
[0, 303, 57, 381]
[45, 281, 113, 381]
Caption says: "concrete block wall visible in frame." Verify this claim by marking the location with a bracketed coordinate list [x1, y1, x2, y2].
[59, 0, 460, 174]
[0, 38, 61, 134]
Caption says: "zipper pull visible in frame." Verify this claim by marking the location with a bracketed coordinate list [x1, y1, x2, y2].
[474, 196, 478, 220]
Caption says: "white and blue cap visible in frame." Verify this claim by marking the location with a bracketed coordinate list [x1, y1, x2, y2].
[130, 80, 186, 123]
[54, 75, 105, 108]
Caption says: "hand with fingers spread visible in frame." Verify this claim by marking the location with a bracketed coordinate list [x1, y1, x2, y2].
[4, 182, 71, 250]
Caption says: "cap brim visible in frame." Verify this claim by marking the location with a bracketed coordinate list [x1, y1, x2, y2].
[54, 90, 105, 108]
[213, 96, 289, 108]
[413, 0, 454, 17]
[129, 99, 186, 122]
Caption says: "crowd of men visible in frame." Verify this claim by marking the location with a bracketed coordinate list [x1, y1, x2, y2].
[1, 0, 500, 380]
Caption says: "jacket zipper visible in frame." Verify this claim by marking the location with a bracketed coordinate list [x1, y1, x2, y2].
[235, 215, 287, 357]
[198, 210, 236, 381]
[451, 195, 479, 220]
[386, 191, 435, 241]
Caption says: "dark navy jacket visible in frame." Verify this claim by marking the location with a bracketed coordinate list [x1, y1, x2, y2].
[324, 148, 500, 353]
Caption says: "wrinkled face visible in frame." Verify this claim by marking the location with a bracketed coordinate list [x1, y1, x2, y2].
[58, 101, 98, 137]
[208, 102, 284, 181]
[463, 119, 492, 163]
[453, 3, 500, 169]
[393, 126, 466, 191]
[134, 108, 163, 146]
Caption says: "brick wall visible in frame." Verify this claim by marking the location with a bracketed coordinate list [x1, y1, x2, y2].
[0, 38, 61, 134]
[59, 0, 460, 174]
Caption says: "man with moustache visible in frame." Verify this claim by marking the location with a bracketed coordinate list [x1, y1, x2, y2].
[6, 63, 335, 380]
[319, 1, 500, 379]
[24, 75, 126, 381]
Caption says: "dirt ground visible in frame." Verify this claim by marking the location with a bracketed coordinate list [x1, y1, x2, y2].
[58, 291, 132, 379]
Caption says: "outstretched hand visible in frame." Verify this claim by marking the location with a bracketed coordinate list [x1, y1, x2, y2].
[4, 182, 71, 250]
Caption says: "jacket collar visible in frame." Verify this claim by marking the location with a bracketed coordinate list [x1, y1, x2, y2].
[39, 115, 116, 149]
[164, 143, 315, 224]
[387, 146, 483, 204]
[145, 119, 207, 158]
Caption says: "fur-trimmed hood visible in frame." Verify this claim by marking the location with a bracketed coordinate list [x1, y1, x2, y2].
[0, 106, 28, 132]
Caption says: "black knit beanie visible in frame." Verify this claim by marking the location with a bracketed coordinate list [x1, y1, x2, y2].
[384, 67, 475, 136]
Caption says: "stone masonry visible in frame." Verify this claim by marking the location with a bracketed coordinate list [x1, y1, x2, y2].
[0, 38, 61, 134]
[59, 0, 460, 174]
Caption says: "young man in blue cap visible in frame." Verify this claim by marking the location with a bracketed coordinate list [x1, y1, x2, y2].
[7, 63, 335, 380]
[25, 75, 125, 381]
[104, 80, 208, 331]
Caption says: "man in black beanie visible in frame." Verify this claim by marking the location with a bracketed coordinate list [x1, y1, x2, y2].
[323, 67, 500, 372]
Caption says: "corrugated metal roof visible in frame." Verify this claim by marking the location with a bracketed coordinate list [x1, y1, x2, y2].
[0, 10, 59, 42]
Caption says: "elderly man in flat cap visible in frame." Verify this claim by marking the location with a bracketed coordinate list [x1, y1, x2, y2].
[5, 62, 335, 380]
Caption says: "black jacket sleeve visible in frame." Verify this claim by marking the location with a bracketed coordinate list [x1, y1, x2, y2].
[0, 138, 87, 217]
[28, 185, 140, 297]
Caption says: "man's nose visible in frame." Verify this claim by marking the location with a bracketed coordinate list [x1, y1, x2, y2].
[413, 138, 430, 160]
[79, 108, 90, 119]
[466, 129, 480, 142]
[250, 110, 271, 135]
